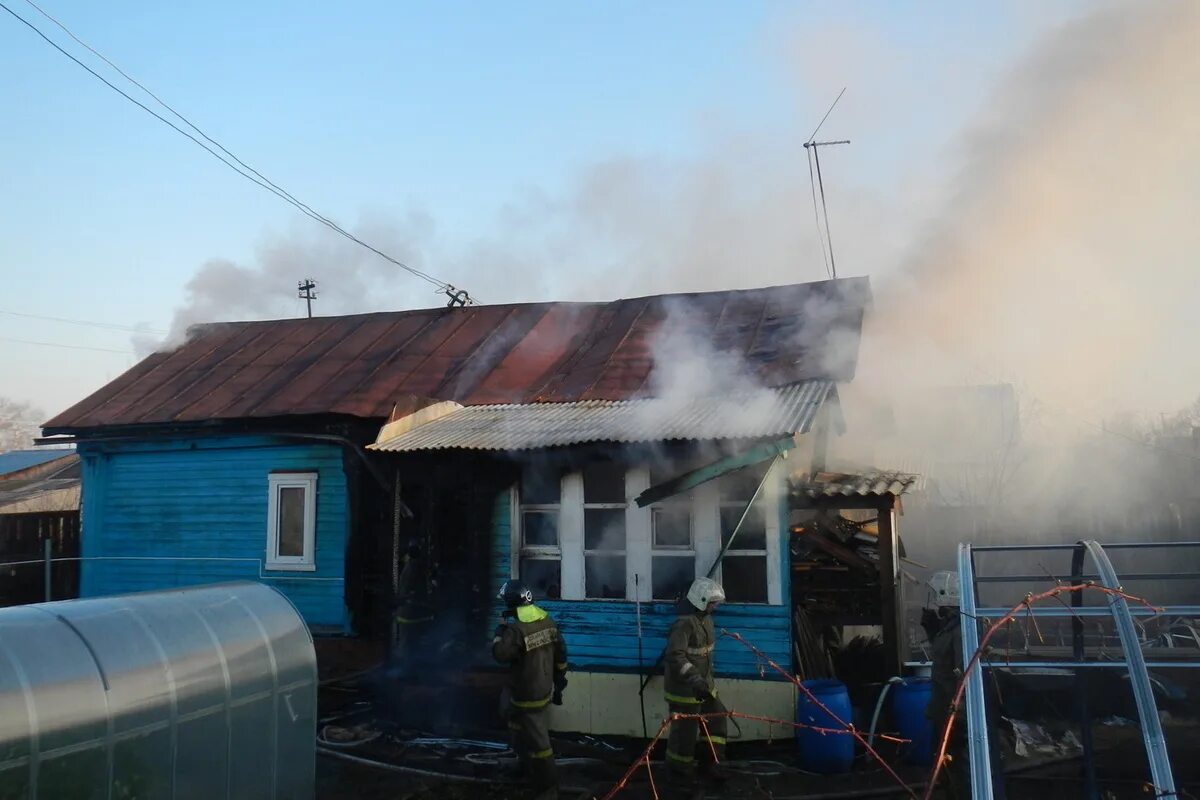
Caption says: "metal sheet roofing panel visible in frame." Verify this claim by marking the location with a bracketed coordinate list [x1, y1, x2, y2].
[790, 470, 921, 499]
[45, 277, 869, 433]
[0, 450, 75, 477]
[369, 380, 831, 452]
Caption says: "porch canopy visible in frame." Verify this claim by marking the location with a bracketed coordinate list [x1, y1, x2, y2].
[369, 380, 836, 453]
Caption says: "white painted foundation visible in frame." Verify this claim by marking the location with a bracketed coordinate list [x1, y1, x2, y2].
[547, 672, 797, 741]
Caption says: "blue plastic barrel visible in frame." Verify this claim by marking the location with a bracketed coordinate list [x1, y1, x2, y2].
[891, 677, 934, 765]
[796, 679, 855, 774]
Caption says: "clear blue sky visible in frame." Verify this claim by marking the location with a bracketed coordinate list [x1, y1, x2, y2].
[0, 1, 1082, 416]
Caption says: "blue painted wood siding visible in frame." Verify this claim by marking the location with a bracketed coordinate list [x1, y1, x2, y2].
[78, 436, 348, 629]
[489, 489, 792, 680]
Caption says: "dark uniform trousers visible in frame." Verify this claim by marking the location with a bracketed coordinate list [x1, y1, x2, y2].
[502, 693, 557, 793]
[665, 693, 728, 768]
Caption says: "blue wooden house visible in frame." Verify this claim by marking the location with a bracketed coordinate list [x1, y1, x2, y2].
[44, 277, 886, 737]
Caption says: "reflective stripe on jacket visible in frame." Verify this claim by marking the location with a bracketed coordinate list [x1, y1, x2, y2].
[491, 605, 568, 707]
[663, 611, 716, 703]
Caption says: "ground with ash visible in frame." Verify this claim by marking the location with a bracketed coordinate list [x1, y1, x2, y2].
[314, 640, 1200, 799]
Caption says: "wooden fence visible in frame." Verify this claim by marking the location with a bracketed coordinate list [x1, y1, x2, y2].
[0, 510, 80, 606]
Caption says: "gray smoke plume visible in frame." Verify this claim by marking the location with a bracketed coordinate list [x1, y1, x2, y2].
[863, 0, 1200, 419]
[148, 212, 437, 352]
[152, 2, 1197, 464]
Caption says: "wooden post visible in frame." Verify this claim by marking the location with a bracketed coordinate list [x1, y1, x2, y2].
[43, 537, 52, 603]
[877, 499, 904, 676]
[810, 404, 830, 475]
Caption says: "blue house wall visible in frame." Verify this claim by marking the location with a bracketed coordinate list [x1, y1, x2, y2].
[78, 435, 349, 629]
[488, 488, 792, 680]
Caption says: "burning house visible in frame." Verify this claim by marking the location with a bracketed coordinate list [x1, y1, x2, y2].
[42, 276, 907, 738]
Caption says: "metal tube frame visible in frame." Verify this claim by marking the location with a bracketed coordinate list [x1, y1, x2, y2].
[958, 540, 1191, 800]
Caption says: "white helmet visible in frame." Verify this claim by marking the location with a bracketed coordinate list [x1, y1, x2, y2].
[928, 571, 960, 608]
[686, 577, 726, 611]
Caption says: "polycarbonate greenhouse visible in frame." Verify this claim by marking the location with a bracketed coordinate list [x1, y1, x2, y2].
[0, 582, 316, 799]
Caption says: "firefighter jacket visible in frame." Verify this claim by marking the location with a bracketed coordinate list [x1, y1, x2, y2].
[927, 609, 963, 726]
[492, 605, 568, 710]
[663, 610, 717, 705]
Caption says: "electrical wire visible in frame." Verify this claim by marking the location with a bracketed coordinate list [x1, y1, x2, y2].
[0, 335, 132, 354]
[1, 0, 471, 301]
[0, 309, 165, 334]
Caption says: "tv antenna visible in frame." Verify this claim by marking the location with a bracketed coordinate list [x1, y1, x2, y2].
[298, 279, 317, 318]
[804, 88, 850, 279]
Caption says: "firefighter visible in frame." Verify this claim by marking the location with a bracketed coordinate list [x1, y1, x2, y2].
[922, 572, 1006, 800]
[391, 542, 434, 669]
[663, 577, 730, 787]
[492, 579, 569, 800]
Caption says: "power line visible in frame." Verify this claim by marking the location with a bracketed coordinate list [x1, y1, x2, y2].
[0, 308, 165, 334]
[3, 0, 474, 304]
[0, 335, 133, 354]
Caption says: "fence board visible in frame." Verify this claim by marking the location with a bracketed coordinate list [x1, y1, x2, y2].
[0, 511, 81, 606]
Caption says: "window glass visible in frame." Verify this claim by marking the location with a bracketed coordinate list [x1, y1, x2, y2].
[522, 511, 560, 547]
[521, 464, 561, 505]
[718, 464, 769, 502]
[652, 555, 694, 601]
[722, 555, 768, 603]
[584, 508, 625, 550]
[653, 508, 692, 548]
[583, 462, 625, 504]
[719, 507, 767, 550]
[277, 486, 306, 557]
[584, 555, 626, 599]
[520, 558, 561, 600]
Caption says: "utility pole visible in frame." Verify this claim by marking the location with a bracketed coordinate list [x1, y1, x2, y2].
[298, 279, 317, 318]
[803, 139, 850, 279]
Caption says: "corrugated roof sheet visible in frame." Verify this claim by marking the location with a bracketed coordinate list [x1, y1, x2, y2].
[0, 449, 75, 477]
[370, 381, 832, 452]
[45, 277, 870, 433]
[790, 470, 921, 499]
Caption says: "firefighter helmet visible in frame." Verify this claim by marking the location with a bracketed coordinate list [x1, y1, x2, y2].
[498, 579, 534, 608]
[686, 577, 726, 611]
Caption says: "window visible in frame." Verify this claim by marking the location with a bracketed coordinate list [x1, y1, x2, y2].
[651, 506, 695, 600]
[717, 465, 770, 603]
[267, 472, 317, 571]
[519, 464, 562, 599]
[583, 463, 626, 599]
[513, 457, 781, 605]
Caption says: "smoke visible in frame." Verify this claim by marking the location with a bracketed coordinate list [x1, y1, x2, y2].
[150, 3, 1197, 552]
[635, 298, 783, 432]
[863, 0, 1200, 421]
[827, 0, 1200, 567]
[149, 211, 436, 351]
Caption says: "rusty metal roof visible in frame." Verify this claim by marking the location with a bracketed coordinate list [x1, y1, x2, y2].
[45, 277, 869, 433]
[790, 470, 921, 499]
[369, 380, 832, 452]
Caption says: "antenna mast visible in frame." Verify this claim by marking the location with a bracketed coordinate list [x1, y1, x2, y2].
[804, 88, 850, 280]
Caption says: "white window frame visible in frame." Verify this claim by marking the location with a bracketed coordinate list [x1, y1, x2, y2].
[513, 460, 783, 605]
[512, 478, 565, 599]
[712, 461, 782, 605]
[581, 463, 629, 600]
[649, 494, 697, 602]
[266, 472, 317, 572]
